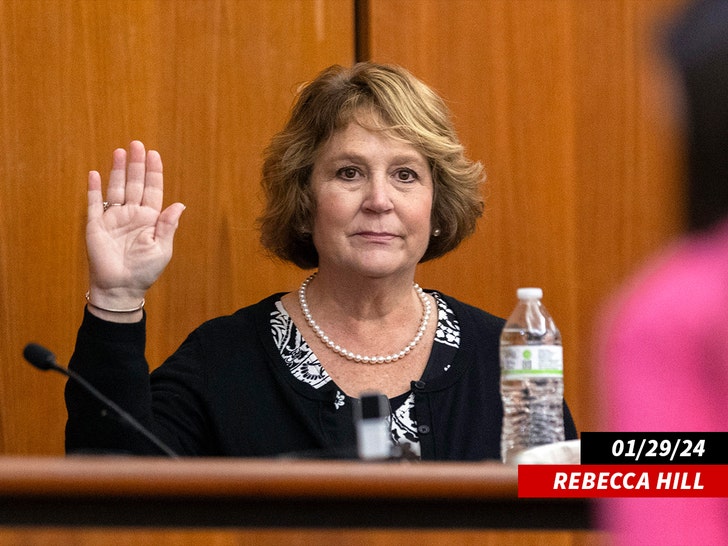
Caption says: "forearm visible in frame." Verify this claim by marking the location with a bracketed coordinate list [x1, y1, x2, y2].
[65, 308, 154, 454]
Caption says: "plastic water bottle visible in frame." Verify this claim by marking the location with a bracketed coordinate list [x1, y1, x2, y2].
[500, 287, 564, 464]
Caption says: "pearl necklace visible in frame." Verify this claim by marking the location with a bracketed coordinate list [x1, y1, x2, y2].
[298, 273, 432, 364]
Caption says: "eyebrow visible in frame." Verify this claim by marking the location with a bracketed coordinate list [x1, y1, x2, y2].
[325, 152, 428, 166]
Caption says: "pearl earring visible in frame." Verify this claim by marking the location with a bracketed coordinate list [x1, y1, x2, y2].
[432, 228, 441, 237]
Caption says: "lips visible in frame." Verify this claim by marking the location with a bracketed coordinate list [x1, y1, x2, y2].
[355, 231, 398, 241]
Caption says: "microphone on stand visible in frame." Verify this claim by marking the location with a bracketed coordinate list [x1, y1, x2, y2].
[23, 342, 179, 459]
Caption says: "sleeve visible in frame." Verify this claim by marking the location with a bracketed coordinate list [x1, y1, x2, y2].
[563, 400, 577, 440]
[64, 308, 211, 456]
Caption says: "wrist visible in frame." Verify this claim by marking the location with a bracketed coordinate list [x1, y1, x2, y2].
[85, 290, 146, 323]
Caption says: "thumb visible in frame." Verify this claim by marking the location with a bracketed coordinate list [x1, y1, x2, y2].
[155, 202, 186, 244]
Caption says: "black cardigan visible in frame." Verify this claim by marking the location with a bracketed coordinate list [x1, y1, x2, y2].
[65, 292, 577, 459]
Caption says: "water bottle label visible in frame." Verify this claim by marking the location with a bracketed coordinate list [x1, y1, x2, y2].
[500, 345, 563, 377]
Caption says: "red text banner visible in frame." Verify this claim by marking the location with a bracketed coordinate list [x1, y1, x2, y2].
[518, 464, 728, 497]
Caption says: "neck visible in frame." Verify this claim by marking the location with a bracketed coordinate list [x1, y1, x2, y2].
[306, 270, 418, 320]
[297, 272, 432, 364]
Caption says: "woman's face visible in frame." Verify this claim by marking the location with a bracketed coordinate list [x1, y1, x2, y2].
[309, 118, 434, 280]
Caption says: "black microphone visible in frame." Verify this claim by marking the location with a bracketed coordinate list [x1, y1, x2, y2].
[23, 343, 178, 458]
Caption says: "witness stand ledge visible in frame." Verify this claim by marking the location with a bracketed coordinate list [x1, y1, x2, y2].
[0, 456, 594, 530]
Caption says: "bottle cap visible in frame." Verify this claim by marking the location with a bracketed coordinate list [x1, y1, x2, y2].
[517, 287, 543, 300]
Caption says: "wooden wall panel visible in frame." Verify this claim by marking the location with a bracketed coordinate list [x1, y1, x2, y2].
[0, 0, 689, 454]
[0, 0, 353, 454]
[365, 0, 687, 432]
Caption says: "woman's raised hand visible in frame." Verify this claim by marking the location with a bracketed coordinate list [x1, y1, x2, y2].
[85, 141, 185, 320]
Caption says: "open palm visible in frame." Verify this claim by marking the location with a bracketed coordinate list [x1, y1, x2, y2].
[86, 141, 185, 307]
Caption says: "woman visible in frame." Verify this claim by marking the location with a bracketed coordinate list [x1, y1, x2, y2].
[66, 62, 577, 459]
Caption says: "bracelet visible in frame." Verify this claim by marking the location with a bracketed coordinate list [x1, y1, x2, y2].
[85, 291, 145, 313]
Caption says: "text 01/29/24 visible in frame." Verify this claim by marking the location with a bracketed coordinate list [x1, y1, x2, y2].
[580, 432, 726, 464]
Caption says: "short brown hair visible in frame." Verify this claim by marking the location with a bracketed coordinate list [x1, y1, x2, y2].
[258, 62, 485, 269]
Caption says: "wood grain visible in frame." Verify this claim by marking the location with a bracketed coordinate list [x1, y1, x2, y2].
[366, 0, 687, 432]
[0, 0, 687, 454]
[0, 0, 353, 454]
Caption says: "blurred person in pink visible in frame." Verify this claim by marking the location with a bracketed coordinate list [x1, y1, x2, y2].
[598, 0, 728, 544]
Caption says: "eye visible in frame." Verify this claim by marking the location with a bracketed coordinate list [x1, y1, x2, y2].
[336, 166, 360, 181]
[395, 168, 418, 183]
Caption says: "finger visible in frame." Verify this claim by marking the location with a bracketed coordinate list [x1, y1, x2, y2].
[106, 148, 128, 205]
[154, 202, 186, 248]
[141, 149, 164, 211]
[124, 140, 147, 206]
[87, 170, 104, 221]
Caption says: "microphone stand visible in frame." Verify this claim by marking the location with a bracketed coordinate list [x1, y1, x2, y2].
[24, 343, 179, 459]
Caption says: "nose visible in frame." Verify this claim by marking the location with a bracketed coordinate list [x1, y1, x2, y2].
[362, 175, 394, 213]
